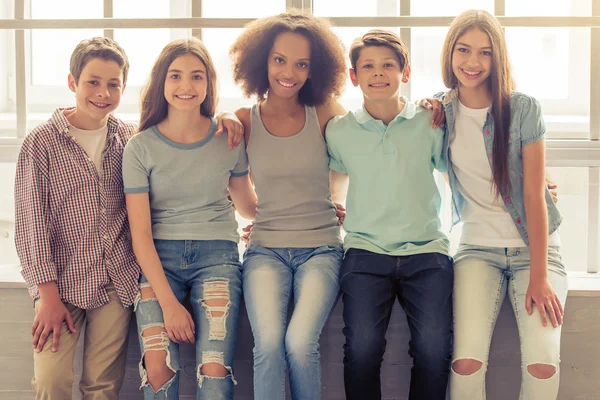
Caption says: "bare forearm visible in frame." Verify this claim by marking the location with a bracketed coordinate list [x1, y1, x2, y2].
[132, 235, 178, 307]
[524, 195, 549, 279]
[330, 170, 349, 205]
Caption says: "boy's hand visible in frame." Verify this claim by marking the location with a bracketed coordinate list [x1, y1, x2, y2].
[334, 202, 346, 225]
[216, 111, 244, 150]
[32, 296, 76, 353]
[162, 301, 196, 344]
[418, 98, 445, 129]
[241, 223, 253, 245]
[546, 177, 559, 204]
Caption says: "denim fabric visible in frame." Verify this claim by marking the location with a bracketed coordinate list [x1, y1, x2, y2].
[135, 239, 242, 400]
[451, 245, 567, 400]
[340, 249, 454, 400]
[242, 243, 343, 400]
[434, 89, 562, 245]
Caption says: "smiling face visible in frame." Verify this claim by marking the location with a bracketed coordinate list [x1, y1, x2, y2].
[67, 57, 125, 128]
[451, 27, 493, 90]
[163, 53, 208, 113]
[266, 32, 311, 100]
[350, 45, 409, 102]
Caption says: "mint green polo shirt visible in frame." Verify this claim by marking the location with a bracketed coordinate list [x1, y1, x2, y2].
[326, 97, 449, 256]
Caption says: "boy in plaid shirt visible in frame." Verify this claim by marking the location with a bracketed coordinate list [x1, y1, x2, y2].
[14, 37, 139, 399]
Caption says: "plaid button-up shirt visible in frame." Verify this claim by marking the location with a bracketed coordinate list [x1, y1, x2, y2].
[15, 108, 140, 309]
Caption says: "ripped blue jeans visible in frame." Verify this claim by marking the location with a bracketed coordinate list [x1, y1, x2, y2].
[135, 239, 242, 400]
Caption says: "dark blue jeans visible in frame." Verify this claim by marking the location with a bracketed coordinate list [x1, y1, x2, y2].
[341, 249, 454, 400]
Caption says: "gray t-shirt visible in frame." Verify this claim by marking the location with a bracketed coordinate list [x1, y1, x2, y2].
[122, 118, 249, 242]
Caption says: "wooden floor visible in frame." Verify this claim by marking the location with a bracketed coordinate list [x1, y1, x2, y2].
[1, 287, 599, 400]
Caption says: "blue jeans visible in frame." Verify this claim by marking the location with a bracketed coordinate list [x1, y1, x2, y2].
[242, 243, 343, 400]
[341, 249, 454, 400]
[451, 245, 568, 400]
[135, 239, 242, 400]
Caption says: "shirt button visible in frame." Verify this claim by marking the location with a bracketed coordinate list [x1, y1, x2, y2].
[103, 234, 109, 240]
[485, 130, 490, 135]
[505, 197, 511, 203]
[489, 154, 493, 158]
[101, 208, 106, 214]
[516, 219, 522, 224]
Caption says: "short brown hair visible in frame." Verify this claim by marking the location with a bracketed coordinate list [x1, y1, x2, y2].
[138, 38, 218, 132]
[349, 30, 409, 72]
[70, 37, 129, 84]
[230, 10, 346, 106]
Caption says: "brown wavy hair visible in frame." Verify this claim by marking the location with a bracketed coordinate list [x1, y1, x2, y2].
[139, 38, 218, 132]
[441, 9, 515, 195]
[230, 10, 346, 106]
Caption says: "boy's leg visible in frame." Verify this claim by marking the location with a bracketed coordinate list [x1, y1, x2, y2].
[285, 245, 343, 399]
[397, 252, 453, 400]
[80, 283, 132, 399]
[341, 249, 397, 400]
[32, 301, 85, 400]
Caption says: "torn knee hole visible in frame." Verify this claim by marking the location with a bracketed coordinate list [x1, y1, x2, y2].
[140, 286, 157, 299]
[197, 352, 237, 387]
[527, 363, 557, 379]
[200, 362, 229, 377]
[452, 359, 483, 376]
[202, 280, 231, 340]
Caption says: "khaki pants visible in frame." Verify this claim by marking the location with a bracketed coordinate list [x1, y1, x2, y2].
[31, 285, 132, 400]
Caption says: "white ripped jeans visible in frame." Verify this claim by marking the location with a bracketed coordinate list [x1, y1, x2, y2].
[451, 245, 568, 400]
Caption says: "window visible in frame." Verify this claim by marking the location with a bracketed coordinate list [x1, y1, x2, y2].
[0, 0, 599, 275]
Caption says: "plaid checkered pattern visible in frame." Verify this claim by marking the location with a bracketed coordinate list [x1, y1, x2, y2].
[15, 108, 140, 309]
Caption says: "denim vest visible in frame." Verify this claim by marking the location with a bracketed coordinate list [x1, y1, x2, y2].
[434, 89, 562, 246]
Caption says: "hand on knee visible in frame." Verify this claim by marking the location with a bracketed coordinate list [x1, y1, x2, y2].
[452, 358, 483, 376]
[527, 363, 557, 379]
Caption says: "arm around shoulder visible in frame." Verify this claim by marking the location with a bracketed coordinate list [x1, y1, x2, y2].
[234, 107, 252, 146]
[228, 174, 257, 220]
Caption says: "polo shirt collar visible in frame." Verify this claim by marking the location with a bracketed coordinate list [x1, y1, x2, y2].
[354, 96, 416, 126]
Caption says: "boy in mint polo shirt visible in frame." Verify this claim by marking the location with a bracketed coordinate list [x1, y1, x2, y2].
[326, 30, 453, 400]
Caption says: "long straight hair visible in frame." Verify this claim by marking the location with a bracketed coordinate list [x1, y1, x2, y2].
[441, 9, 515, 194]
[138, 38, 218, 132]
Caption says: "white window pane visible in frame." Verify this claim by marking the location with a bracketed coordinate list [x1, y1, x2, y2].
[546, 167, 589, 272]
[506, 28, 569, 100]
[505, 0, 592, 16]
[31, 0, 102, 19]
[411, 0, 493, 16]
[314, 0, 398, 17]
[0, 163, 18, 265]
[113, 0, 171, 18]
[203, 0, 285, 18]
[411, 27, 447, 101]
[202, 29, 245, 102]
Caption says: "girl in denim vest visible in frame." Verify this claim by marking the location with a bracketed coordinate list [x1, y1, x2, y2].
[427, 9, 567, 400]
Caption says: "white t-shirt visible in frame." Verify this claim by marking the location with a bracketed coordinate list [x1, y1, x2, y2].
[68, 123, 108, 177]
[450, 100, 559, 247]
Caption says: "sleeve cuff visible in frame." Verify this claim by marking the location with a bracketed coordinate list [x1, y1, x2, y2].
[124, 186, 150, 194]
